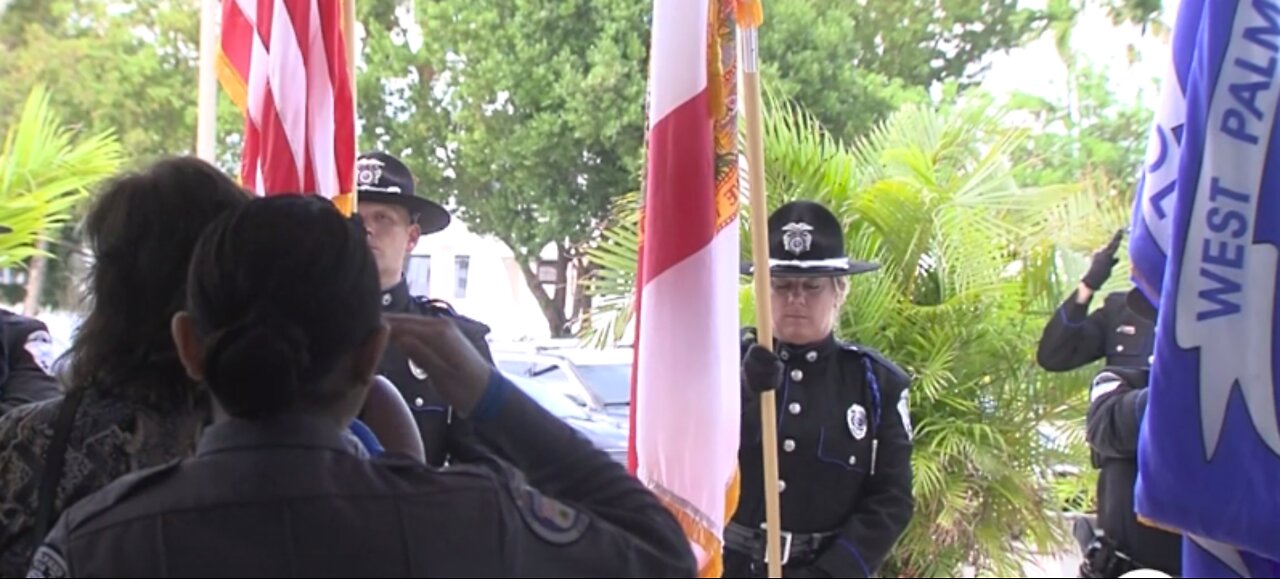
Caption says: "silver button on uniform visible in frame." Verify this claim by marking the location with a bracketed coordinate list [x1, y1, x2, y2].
[779, 350, 790, 361]
[414, 397, 424, 408]
[778, 480, 787, 493]
[783, 439, 796, 452]
[1117, 345, 1125, 352]
[790, 369, 804, 382]
[805, 351, 818, 362]
[788, 402, 802, 415]
[848, 455, 857, 466]
[382, 294, 392, 306]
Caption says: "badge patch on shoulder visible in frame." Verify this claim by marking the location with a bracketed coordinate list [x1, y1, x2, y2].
[408, 359, 428, 381]
[24, 330, 54, 375]
[847, 403, 868, 440]
[27, 545, 68, 578]
[897, 389, 913, 441]
[513, 485, 589, 545]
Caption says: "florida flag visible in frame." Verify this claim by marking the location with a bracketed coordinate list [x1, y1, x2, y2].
[629, 0, 741, 576]
[1130, 0, 1280, 575]
[216, 0, 356, 212]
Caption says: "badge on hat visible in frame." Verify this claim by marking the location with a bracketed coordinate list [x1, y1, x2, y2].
[847, 403, 868, 440]
[742, 200, 881, 278]
[782, 222, 814, 256]
[355, 151, 453, 234]
[356, 157, 387, 190]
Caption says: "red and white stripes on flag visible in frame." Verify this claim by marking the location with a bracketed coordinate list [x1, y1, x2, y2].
[217, 0, 355, 211]
[630, 1, 741, 576]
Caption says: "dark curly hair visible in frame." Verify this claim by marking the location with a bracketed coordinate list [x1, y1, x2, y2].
[63, 156, 249, 411]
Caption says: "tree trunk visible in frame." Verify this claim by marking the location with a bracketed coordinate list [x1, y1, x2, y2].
[550, 241, 570, 333]
[571, 256, 597, 331]
[22, 241, 47, 316]
[507, 245, 571, 337]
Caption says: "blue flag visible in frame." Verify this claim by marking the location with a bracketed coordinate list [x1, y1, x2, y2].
[1129, 0, 1280, 575]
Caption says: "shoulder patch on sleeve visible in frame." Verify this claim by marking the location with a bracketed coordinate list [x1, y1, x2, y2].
[502, 469, 589, 545]
[26, 545, 68, 578]
[23, 329, 54, 375]
[1090, 371, 1124, 403]
[514, 486, 590, 545]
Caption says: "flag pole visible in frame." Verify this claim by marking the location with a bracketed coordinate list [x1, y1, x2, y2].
[737, 1, 783, 577]
[341, 0, 359, 216]
[195, 0, 220, 163]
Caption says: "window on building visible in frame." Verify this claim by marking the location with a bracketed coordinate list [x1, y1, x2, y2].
[407, 255, 431, 295]
[454, 255, 470, 299]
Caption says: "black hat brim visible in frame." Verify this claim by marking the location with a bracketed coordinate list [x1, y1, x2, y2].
[358, 190, 451, 234]
[740, 259, 881, 278]
[1126, 287, 1158, 323]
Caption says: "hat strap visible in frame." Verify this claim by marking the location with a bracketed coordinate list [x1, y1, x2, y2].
[769, 257, 851, 269]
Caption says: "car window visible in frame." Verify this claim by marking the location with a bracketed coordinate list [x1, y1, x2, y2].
[574, 363, 633, 406]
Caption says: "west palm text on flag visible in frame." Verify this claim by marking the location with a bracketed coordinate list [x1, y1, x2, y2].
[1129, 0, 1280, 575]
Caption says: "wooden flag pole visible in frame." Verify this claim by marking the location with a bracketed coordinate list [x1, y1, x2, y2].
[737, 1, 782, 577]
[195, 0, 219, 163]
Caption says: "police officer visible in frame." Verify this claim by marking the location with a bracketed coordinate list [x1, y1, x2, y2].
[727, 201, 914, 578]
[354, 151, 493, 466]
[1080, 290, 1180, 577]
[1037, 230, 1154, 372]
[26, 196, 695, 578]
[0, 306, 60, 414]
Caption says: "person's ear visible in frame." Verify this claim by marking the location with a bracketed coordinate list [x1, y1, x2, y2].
[171, 312, 206, 381]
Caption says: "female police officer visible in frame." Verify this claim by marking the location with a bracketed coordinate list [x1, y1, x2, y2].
[726, 201, 915, 578]
[27, 196, 694, 578]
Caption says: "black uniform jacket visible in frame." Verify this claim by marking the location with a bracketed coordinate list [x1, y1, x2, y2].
[376, 280, 494, 466]
[1087, 366, 1181, 575]
[26, 373, 696, 578]
[0, 310, 60, 415]
[1037, 291, 1154, 371]
[732, 331, 914, 578]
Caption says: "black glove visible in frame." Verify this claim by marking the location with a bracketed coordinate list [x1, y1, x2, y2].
[742, 343, 783, 394]
[1082, 229, 1124, 290]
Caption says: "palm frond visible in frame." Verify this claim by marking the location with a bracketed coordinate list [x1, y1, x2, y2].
[0, 85, 124, 270]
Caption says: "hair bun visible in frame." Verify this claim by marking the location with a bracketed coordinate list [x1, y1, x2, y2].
[203, 313, 312, 419]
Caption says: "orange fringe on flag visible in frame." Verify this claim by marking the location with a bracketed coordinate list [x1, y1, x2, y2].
[707, 0, 724, 120]
[735, 0, 764, 28]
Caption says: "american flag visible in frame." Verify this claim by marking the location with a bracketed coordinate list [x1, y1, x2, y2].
[216, 0, 355, 211]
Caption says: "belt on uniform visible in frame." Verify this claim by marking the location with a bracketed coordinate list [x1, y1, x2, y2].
[724, 521, 836, 566]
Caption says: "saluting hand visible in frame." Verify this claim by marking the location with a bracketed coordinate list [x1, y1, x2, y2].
[1082, 229, 1125, 291]
[386, 314, 493, 415]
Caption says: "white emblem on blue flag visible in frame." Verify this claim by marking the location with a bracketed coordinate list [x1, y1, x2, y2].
[1172, 0, 1280, 461]
[1132, 0, 1280, 571]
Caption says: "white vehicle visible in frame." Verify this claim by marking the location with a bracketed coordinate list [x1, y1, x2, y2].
[491, 344, 634, 420]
